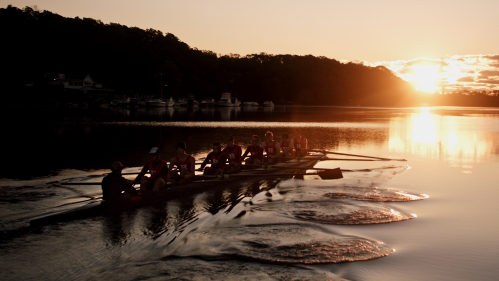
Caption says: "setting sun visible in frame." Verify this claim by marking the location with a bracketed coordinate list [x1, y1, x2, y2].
[411, 65, 440, 92]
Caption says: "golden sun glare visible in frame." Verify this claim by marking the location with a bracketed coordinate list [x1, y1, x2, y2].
[411, 65, 440, 92]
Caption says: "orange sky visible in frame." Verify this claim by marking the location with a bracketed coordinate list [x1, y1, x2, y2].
[3, 1, 499, 92]
[375, 55, 499, 93]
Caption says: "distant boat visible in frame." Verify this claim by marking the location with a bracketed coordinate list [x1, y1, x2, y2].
[130, 98, 146, 107]
[111, 97, 131, 107]
[190, 99, 200, 107]
[146, 98, 166, 107]
[263, 100, 274, 107]
[201, 98, 215, 106]
[217, 93, 240, 107]
[146, 97, 175, 107]
[175, 98, 188, 106]
[187, 94, 200, 107]
[243, 101, 259, 106]
[233, 97, 241, 107]
[164, 97, 175, 107]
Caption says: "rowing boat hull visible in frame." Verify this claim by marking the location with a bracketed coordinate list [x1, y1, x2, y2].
[30, 155, 325, 226]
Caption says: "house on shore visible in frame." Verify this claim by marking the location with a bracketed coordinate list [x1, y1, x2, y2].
[63, 74, 111, 93]
[48, 73, 112, 93]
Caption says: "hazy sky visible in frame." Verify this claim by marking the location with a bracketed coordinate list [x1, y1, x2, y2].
[3, 1, 499, 91]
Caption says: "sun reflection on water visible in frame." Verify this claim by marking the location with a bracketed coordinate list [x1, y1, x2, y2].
[389, 111, 499, 164]
[412, 112, 437, 145]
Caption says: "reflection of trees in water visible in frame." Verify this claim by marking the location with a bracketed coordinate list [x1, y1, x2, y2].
[135, 107, 175, 119]
[200, 107, 216, 118]
[263, 107, 274, 114]
[110, 107, 131, 118]
[306, 127, 389, 152]
[219, 107, 241, 121]
[174, 107, 188, 114]
[241, 106, 259, 113]
[105, 105, 282, 122]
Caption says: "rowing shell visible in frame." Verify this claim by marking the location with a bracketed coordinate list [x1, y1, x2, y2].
[29, 154, 334, 226]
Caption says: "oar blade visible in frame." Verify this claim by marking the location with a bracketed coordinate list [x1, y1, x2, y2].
[318, 168, 343, 180]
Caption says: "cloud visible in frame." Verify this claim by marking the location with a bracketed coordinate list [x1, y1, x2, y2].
[371, 54, 499, 92]
[457, 77, 474, 82]
[398, 67, 413, 74]
[484, 55, 499, 61]
[479, 79, 499, 85]
[405, 58, 442, 66]
[479, 70, 499, 77]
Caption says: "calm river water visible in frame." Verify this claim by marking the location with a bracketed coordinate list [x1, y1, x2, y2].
[1, 105, 499, 280]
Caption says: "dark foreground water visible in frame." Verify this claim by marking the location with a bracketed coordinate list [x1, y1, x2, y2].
[1, 105, 499, 280]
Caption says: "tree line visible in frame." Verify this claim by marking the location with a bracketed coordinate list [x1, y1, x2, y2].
[419, 89, 499, 107]
[2, 5, 476, 107]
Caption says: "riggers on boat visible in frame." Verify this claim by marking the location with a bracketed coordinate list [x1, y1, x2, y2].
[29, 153, 341, 227]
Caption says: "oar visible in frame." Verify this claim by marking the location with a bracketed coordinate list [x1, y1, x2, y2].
[308, 149, 407, 161]
[198, 168, 343, 180]
[59, 179, 214, 186]
[251, 166, 372, 172]
[271, 155, 324, 161]
[61, 182, 102, 185]
[59, 168, 343, 185]
[321, 158, 378, 161]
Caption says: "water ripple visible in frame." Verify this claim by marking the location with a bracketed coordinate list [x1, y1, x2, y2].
[172, 223, 393, 264]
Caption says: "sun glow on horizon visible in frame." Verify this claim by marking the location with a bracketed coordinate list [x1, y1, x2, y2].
[378, 55, 499, 94]
[411, 65, 440, 92]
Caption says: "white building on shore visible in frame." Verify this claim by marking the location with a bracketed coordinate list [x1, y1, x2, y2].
[63, 74, 105, 93]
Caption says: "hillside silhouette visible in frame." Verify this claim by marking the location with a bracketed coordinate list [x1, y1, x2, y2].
[2, 5, 422, 106]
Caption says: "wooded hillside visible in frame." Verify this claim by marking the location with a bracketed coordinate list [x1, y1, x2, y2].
[1, 5, 417, 106]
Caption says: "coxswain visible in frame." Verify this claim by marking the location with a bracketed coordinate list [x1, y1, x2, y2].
[133, 147, 168, 192]
[198, 142, 227, 177]
[169, 142, 196, 184]
[280, 133, 294, 158]
[293, 129, 308, 159]
[242, 135, 264, 165]
[261, 131, 280, 164]
[222, 135, 242, 173]
[101, 161, 139, 203]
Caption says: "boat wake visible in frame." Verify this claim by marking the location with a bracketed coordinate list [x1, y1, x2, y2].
[0, 162, 427, 280]
[0, 168, 143, 232]
[170, 223, 393, 264]
[243, 165, 426, 225]
[254, 200, 416, 224]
